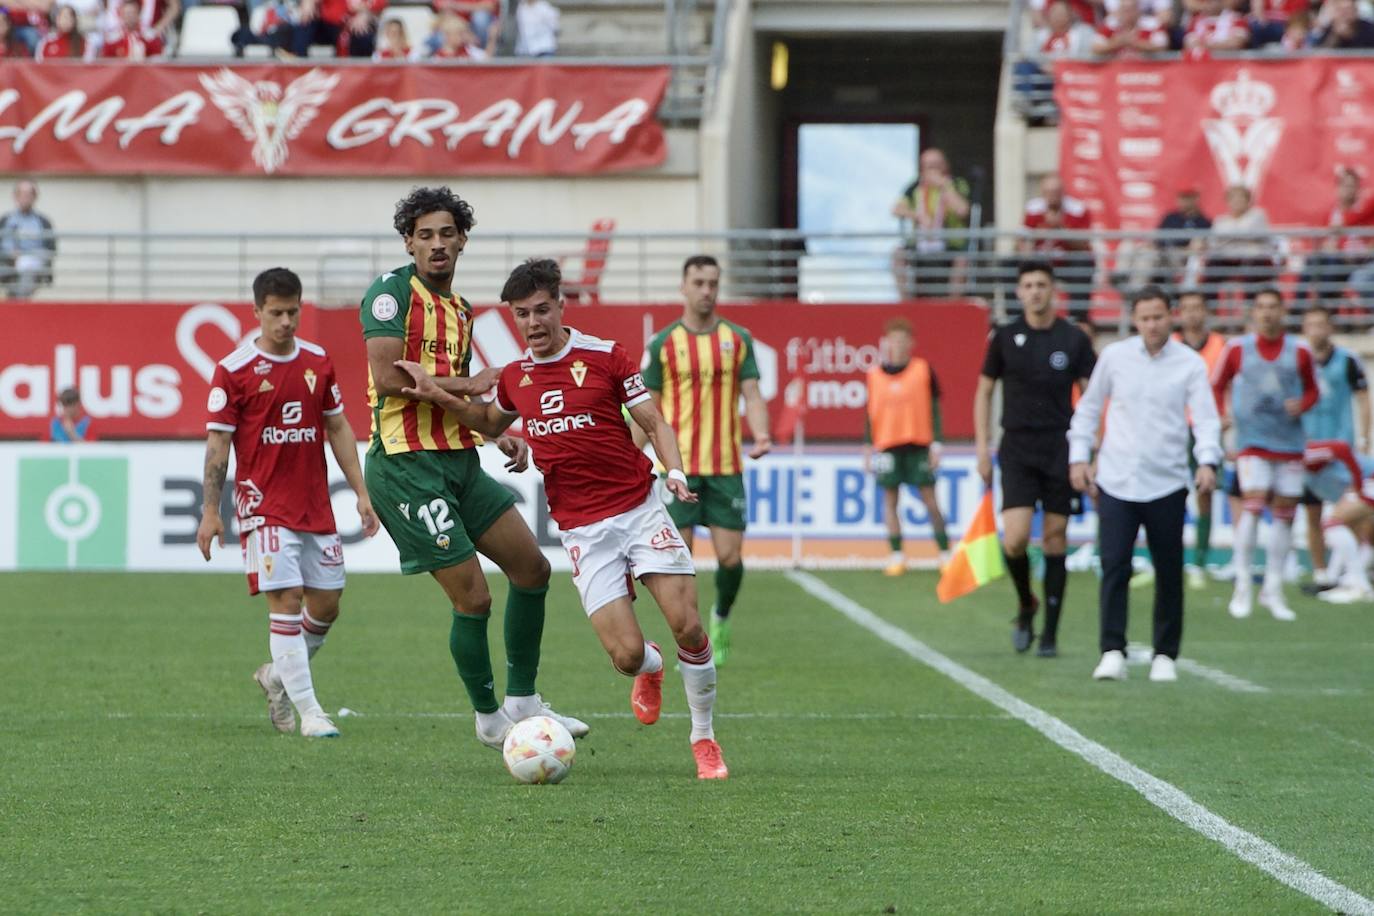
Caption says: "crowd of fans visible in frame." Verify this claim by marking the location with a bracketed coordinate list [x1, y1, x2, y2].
[0, 0, 559, 59]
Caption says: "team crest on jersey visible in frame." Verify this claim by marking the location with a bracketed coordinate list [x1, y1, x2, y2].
[258, 379, 274, 393]
[570, 360, 588, 387]
[304, 368, 317, 393]
[1050, 351, 1069, 370]
[721, 339, 734, 352]
[1014, 334, 1027, 348]
[253, 361, 272, 376]
[519, 374, 533, 387]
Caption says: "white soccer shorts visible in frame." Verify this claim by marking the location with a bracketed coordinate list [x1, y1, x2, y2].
[559, 493, 695, 616]
[240, 525, 346, 596]
[1236, 455, 1305, 499]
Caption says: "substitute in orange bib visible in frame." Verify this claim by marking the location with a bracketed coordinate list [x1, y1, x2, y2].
[863, 317, 950, 576]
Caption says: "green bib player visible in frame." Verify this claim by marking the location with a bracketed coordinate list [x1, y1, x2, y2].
[361, 186, 586, 749]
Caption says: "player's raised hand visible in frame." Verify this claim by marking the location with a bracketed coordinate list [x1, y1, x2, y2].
[748, 435, 773, 459]
[196, 512, 224, 561]
[394, 359, 441, 402]
[496, 435, 529, 472]
[357, 495, 380, 538]
[666, 476, 699, 504]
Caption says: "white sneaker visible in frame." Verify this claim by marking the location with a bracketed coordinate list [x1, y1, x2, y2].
[253, 662, 295, 734]
[1228, 580, 1253, 619]
[475, 708, 516, 750]
[1185, 565, 1207, 590]
[1318, 583, 1374, 605]
[1149, 655, 1178, 682]
[1259, 582, 1296, 621]
[1092, 650, 1127, 681]
[503, 693, 591, 738]
[300, 711, 340, 738]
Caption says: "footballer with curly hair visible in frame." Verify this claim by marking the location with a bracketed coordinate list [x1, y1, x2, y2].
[360, 186, 588, 750]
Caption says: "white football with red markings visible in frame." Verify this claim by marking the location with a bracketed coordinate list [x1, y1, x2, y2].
[502, 715, 576, 785]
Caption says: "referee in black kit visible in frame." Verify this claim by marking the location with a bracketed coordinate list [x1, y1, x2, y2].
[974, 261, 1096, 656]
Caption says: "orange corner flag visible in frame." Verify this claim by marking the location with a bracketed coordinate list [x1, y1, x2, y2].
[936, 491, 1005, 603]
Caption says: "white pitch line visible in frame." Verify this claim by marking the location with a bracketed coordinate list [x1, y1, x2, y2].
[785, 570, 1374, 916]
[1126, 643, 1269, 694]
[92, 711, 1011, 723]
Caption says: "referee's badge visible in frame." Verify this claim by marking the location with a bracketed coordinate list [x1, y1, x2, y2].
[1014, 333, 1026, 347]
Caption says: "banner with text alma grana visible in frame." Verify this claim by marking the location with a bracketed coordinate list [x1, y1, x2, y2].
[0, 62, 670, 176]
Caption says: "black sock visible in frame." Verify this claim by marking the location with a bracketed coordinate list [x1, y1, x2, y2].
[1006, 552, 1034, 610]
[1042, 554, 1067, 643]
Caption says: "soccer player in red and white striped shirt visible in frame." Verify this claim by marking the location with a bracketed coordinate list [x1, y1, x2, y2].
[396, 259, 729, 780]
[197, 268, 379, 738]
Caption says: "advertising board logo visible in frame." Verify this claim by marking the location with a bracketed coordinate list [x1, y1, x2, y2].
[199, 68, 341, 174]
[1202, 68, 1282, 195]
[17, 456, 127, 569]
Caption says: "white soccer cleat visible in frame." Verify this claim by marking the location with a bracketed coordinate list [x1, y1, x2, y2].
[1228, 580, 1253, 619]
[1149, 655, 1178, 682]
[253, 662, 295, 734]
[475, 708, 516, 750]
[299, 711, 340, 738]
[1318, 583, 1374, 605]
[1259, 582, 1296, 621]
[1092, 650, 1127, 681]
[503, 693, 590, 738]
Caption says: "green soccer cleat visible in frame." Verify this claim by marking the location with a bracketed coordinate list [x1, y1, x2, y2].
[709, 609, 731, 667]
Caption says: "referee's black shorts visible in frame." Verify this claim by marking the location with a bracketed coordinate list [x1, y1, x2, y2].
[998, 428, 1081, 517]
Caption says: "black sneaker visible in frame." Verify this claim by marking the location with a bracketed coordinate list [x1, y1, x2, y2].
[1036, 640, 1058, 658]
[1012, 598, 1038, 654]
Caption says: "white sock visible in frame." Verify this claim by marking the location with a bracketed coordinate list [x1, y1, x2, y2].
[634, 642, 664, 676]
[1328, 526, 1372, 589]
[1233, 511, 1258, 584]
[1359, 542, 1374, 572]
[269, 613, 322, 718]
[677, 641, 716, 742]
[502, 693, 540, 719]
[302, 609, 332, 659]
[889, 550, 904, 565]
[1264, 520, 1293, 590]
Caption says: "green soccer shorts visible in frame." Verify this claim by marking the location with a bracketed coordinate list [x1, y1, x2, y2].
[365, 446, 517, 575]
[665, 472, 748, 532]
[874, 445, 937, 490]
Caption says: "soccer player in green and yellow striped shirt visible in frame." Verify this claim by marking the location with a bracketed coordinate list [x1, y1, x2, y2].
[641, 255, 771, 664]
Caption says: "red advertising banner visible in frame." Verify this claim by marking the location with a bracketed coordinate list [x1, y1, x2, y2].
[0, 62, 669, 176]
[0, 301, 989, 441]
[1055, 58, 1374, 231]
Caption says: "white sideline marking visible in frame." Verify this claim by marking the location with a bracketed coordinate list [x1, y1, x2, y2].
[785, 570, 1374, 916]
[1125, 643, 1269, 694]
[95, 711, 1011, 723]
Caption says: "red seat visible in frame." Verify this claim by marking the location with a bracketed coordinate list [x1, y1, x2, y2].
[562, 218, 616, 305]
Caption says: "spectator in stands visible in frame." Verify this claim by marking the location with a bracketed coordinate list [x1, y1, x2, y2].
[1282, 8, 1313, 48]
[232, 1, 293, 54]
[99, 0, 176, 49]
[891, 148, 973, 299]
[7, 0, 53, 52]
[1249, 0, 1310, 45]
[432, 0, 496, 49]
[48, 388, 94, 443]
[0, 13, 22, 54]
[1203, 184, 1276, 293]
[1015, 0, 1096, 107]
[1104, 0, 1173, 27]
[514, 0, 558, 57]
[1184, 0, 1252, 49]
[373, 16, 415, 58]
[1092, 0, 1169, 56]
[0, 179, 56, 299]
[291, 0, 381, 58]
[1310, 0, 1374, 47]
[1155, 186, 1211, 283]
[1306, 167, 1374, 295]
[1021, 174, 1094, 320]
[1029, 0, 1104, 28]
[100, 0, 165, 56]
[429, 11, 486, 57]
[35, 3, 90, 57]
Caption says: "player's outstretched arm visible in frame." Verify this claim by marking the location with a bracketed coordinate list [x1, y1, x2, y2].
[324, 412, 380, 538]
[629, 399, 699, 503]
[394, 359, 516, 438]
[196, 431, 232, 560]
[741, 378, 773, 459]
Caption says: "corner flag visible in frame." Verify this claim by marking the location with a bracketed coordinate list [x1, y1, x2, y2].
[936, 491, 1005, 603]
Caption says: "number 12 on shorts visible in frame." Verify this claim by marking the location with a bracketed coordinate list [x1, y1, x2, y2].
[416, 499, 454, 536]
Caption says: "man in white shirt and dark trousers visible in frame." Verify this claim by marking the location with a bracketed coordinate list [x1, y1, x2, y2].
[1068, 287, 1223, 682]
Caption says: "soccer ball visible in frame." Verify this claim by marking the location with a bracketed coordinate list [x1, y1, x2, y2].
[502, 715, 576, 784]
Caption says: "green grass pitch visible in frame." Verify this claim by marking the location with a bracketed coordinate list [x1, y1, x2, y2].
[2, 569, 1371, 913]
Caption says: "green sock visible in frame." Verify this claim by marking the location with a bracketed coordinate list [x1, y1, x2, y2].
[933, 528, 950, 551]
[888, 534, 902, 553]
[714, 562, 744, 619]
[450, 610, 498, 714]
[503, 582, 547, 697]
[1196, 514, 1212, 567]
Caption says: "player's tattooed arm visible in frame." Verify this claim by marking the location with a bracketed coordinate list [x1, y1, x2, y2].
[394, 359, 516, 437]
[196, 431, 232, 560]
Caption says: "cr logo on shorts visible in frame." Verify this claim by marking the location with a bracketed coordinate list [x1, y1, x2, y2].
[1049, 351, 1069, 370]
[540, 389, 565, 415]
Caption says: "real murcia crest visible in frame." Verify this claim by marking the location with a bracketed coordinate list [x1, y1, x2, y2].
[570, 359, 588, 387]
[1201, 69, 1282, 196]
[304, 368, 317, 393]
[198, 68, 341, 174]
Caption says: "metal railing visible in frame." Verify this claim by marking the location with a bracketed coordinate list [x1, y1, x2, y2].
[8, 226, 1374, 328]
